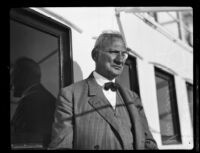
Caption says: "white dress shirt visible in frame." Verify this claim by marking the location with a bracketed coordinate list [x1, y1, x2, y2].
[93, 71, 116, 109]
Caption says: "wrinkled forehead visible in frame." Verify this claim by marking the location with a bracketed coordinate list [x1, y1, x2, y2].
[95, 34, 126, 50]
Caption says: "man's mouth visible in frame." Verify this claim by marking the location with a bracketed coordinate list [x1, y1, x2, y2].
[112, 65, 123, 70]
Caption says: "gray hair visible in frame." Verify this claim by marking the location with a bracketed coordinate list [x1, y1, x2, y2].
[92, 30, 126, 60]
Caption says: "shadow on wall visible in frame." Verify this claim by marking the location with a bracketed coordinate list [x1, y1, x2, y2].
[73, 60, 83, 82]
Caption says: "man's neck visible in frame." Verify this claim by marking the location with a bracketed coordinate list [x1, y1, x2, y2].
[93, 71, 115, 87]
[95, 70, 116, 81]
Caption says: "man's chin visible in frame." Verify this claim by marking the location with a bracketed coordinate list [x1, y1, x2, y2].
[114, 68, 123, 74]
[110, 70, 123, 78]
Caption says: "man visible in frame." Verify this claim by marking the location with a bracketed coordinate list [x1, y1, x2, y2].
[11, 57, 56, 148]
[49, 31, 158, 150]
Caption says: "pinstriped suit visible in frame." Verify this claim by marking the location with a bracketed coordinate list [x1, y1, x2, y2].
[49, 73, 158, 150]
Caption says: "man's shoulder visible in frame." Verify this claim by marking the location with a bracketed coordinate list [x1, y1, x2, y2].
[119, 84, 143, 108]
[119, 85, 139, 99]
[61, 79, 87, 93]
[58, 79, 89, 102]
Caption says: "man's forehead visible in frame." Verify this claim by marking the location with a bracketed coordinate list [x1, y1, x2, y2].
[103, 37, 126, 49]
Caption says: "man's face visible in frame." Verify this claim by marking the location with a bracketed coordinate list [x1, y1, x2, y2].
[95, 37, 128, 80]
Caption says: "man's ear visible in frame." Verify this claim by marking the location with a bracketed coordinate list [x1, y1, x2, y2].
[92, 49, 98, 61]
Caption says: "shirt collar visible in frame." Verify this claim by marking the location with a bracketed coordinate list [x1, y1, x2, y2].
[93, 71, 115, 87]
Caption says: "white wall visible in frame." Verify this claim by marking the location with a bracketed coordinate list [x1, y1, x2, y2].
[120, 12, 193, 81]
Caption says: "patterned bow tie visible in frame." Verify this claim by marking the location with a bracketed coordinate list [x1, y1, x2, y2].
[104, 82, 118, 91]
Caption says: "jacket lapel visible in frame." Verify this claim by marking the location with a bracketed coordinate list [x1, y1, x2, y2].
[117, 84, 145, 150]
[88, 96, 122, 133]
[86, 74, 125, 149]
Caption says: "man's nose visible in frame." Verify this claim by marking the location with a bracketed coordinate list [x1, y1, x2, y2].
[114, 55, 124, 64]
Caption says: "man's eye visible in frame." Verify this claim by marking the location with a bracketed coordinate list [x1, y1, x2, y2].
[109, 50, 119, 54]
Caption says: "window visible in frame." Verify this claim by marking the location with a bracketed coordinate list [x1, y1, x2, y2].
[186, 82, 193, 125]
[10, 8, 73, 89]
[155, 67, 181, 145]
[117, 56, 140, 97]
[10, 8, 73, 149]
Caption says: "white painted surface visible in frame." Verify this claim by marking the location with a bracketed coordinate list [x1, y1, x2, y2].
[119, 12, 193, 81]
[137, 59, 162, 146]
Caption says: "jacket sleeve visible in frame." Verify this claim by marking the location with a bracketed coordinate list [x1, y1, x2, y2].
[132, 92, 158, 150]
[48, 86, 74, 149]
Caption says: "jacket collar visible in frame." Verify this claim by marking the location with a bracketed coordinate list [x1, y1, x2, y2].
[86, 73, 102, 96]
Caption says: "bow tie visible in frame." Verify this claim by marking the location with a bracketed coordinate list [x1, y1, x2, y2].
[104, 82, 118, 91]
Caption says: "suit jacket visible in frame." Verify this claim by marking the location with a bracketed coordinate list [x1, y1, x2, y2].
[11, 83, 56, 147]
[49, 74, 158, 150]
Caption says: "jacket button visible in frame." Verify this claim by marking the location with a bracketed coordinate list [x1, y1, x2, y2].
[94, 145, 99, 150]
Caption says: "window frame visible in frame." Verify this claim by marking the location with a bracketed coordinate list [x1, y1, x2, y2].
[186, 82, 193, 125]
[126, 56, 140, 97]
[155, 67, 182, 145]
[10, 8, 73, 89]
[116, 55, 140, 96]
